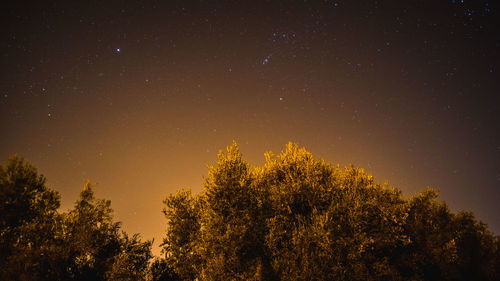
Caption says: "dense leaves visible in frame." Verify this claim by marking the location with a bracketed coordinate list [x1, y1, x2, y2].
[1, 144, 499, 281]
[162, 142, 499, 281]
[0, 156, 152, 281]
[0, 156, 62, 280]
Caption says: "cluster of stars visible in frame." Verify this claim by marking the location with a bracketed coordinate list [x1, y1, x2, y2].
[261, 54, 272, 65]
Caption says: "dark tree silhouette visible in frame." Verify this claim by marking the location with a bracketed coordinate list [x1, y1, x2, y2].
[0, 156, 152, 281]
[150, 258, 180, 281]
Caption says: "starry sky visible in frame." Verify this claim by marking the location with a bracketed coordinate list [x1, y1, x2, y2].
[1, 0, 499, 255]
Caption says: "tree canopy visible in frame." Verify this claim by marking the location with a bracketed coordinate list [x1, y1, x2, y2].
[1, 143, 499, 281]
[162, 142, 500, 281]
[0, 156, 151, 281]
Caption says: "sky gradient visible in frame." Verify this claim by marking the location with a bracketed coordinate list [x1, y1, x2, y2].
[1, 0, 499, 255]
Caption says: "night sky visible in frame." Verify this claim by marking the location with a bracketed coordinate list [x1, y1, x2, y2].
[1, 0, 499, 255]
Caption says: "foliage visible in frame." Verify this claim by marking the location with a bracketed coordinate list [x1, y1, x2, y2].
[149, 258, 180, 281]
[1, 143, 499, 281]
[106, 234, 153, 281]
[162, 142, 500, 281]
[0, 156, 152, 281]
[60, 181, 152, 281]
[0, 156, 62, 280]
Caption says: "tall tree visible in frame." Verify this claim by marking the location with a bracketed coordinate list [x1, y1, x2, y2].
[162, 142, 274, 280]
[199, 142, 270, 280]
[162, 142, 500, 281]
[0, 156, 153, 281]
[162, 188, 202, 281]
[61, 181, 152, 281]
[0, 156, 62, 281]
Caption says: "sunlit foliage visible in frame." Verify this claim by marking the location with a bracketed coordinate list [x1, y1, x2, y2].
[162, 142, 500, 281]
[1, 145, 499, 281]
[0, 156, 62, 280]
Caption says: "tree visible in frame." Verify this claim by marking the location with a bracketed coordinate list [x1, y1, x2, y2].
[199, 142, 271, 280]
[106, 233, 153, 281]
[149, 258, 180, 281]
[61, 181, 152, 281]
[162, 142, 500, 281]
[162, 189, 203, 281]
[0, 156, 153, 281]
[394, 189, 500, 281]
[162, 142, 274, 280]
[0, 155, 62, 281]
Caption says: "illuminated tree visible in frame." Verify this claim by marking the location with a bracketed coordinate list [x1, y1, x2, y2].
[61, 181, 152, 281]
[162, 142, 274, 280]
[162, 189, 203, 281]
[106, 234, 153, 281]
[0, 156, 62, 280]
[198, 142, 272, 280]
[262, 144, 409, 280]
[162, 142, 500, 281]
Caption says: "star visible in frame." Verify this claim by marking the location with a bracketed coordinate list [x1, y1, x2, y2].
[262, 54, 272, 65]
